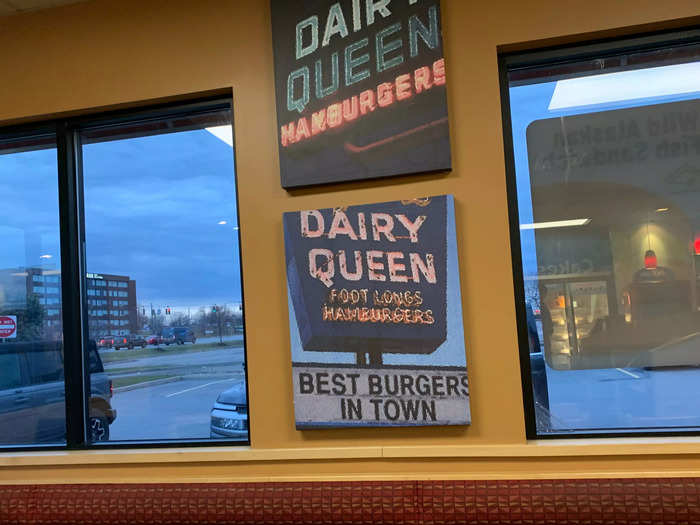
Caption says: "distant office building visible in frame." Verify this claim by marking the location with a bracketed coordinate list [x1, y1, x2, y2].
[84, 272, 137, 336]
[0, 268, 137, 337]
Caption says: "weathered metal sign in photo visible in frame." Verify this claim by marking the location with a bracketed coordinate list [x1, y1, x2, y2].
[271, 0, 452, 188]
[284, 195, 470, 428]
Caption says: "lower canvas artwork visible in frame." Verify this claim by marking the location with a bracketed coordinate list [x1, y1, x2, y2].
[283, 195, 471, 428]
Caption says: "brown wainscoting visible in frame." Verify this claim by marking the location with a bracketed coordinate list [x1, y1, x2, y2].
[1, 478, 700, 524]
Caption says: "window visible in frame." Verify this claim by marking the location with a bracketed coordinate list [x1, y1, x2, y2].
[501, 30, 700, 437]
[0, 97, 248, 450]
[0, 131, 66, 446]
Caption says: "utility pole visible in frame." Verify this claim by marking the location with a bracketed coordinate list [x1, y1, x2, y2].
[217, 305, 224, 345]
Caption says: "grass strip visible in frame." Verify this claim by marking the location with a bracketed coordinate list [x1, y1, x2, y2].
[112, 374, 176, 388]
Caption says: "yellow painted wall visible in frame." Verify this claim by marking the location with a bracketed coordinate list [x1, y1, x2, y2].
[1, 0, 700, 484]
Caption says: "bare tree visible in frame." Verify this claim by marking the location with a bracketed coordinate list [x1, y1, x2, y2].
[169, 312, 190, 327]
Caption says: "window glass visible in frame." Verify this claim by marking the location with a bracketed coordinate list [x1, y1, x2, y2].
[0, 134, 66, 445]
[0, 353, 23, 389]
[81, 107, 248, 443]
[506, 40, 700, 435]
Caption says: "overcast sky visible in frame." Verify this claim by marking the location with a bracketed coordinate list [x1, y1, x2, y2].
[0, 128, 242, 310]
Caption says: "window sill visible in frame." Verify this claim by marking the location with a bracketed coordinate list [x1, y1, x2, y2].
[2, 436, 700, 468]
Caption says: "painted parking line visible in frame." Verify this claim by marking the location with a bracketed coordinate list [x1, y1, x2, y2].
[165, 378, 235, 398]
[616, 368, 641, 379]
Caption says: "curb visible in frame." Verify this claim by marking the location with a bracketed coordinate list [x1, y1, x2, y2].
[114, 376, 182, 393]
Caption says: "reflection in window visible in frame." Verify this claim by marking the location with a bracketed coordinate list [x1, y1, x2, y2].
[505, 38, 700, 436]
[0, 135, 67, 445]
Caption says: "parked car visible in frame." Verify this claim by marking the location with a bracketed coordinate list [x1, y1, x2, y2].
[159, 329, 176, 346]
[146, 334, 161, 345]
[97, 335, 115, 349]
[0, 339, 116, 444]
[172, 327, 196, 345]
[113, 334, 147, 350]
[210, 381, 248, 439]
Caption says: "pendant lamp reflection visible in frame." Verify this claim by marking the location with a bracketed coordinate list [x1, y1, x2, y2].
[644, 249, 657, 270]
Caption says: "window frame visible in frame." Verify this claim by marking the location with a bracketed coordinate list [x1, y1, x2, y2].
[0, 94, 250, 451]
[499, 26, 700, 440]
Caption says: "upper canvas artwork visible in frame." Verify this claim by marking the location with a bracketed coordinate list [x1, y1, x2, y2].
[271, 0, 452, 188]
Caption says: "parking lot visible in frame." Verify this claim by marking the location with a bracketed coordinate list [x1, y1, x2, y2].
[99, 339, 247, 441]
[543, 365, 700, 433]
[110, 376, 243, 441]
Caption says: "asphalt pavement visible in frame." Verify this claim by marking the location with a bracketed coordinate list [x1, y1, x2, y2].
[546, 365, 700, 432]
[109, 376, 245, 441]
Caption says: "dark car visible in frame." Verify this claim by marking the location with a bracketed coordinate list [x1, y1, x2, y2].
[159, 329, 176, 346]
[97, 335, 115, 349]
[172, 327, 196, 345]
[210, 381, 248, 439]
[0, 340, 116, 444]
[162, 327, 196, 345]
[113, 334, 147, 350]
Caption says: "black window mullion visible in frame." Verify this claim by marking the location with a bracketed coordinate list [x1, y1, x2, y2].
[57, 121, 89, 448]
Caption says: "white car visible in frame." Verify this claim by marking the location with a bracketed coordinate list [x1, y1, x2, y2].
[210, 381, 248, 439]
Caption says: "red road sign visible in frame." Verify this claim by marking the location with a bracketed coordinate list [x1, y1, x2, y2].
[0, 316, 17, 338]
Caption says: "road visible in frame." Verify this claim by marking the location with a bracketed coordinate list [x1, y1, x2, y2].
[109, 376, 245, 441]
[104, 346, 246, 370]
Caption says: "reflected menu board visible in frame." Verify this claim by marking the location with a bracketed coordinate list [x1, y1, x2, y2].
[284, 195, 470, 428]
[271, 0, 451, 188]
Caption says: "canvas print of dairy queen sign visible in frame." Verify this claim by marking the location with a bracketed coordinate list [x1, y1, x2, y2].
[284, 195, 470, 428]
[271, 0, 452, 188]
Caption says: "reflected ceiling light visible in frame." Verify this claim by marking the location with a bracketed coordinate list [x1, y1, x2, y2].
[233, 226, 239, 230]
[11, 272, 28, 277]
[520, 218, 591, 230]
[206, 125, 234, 147]
[218, 220, 228, 225]
[548, 62, 700, 110]
[39, 254, 52, 259]
[655, 207, 669, 212]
